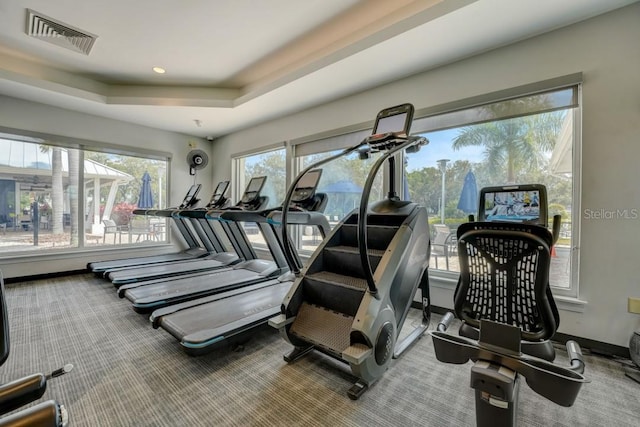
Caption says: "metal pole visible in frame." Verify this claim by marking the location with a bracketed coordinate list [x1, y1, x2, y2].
[437, 159, 449, 224]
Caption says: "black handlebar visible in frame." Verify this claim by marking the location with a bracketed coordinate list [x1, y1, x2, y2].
[280, 143, 367, 275]
[358, 135, 426, 296]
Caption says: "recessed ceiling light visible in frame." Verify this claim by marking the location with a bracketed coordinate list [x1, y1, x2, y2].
[152, 67, 166, 74]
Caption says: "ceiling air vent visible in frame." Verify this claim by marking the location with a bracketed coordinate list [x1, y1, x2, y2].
[26, 9, 97, 55]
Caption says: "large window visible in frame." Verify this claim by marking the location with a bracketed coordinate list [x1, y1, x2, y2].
[296, 147, 385, 254]
[0, 133, 169, 254]
[233, 146, 287, 250]
[406, 83, 580, 297]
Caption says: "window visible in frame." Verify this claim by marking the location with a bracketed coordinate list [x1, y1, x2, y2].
[232, 146, 286, 250]
[0, 132, 169, 255]
[293, 131, 386, 254]
[405, 82, 580, 297]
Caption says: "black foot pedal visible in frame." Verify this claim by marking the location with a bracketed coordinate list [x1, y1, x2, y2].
[347, 381, 368, 400]
[284, 346, 313, 363]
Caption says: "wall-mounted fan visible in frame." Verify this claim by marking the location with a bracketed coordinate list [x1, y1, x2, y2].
[186, 149, 209, 176]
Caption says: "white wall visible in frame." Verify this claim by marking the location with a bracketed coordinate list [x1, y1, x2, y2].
[211, 3, 640, 347]
[0, 95, 213, 278]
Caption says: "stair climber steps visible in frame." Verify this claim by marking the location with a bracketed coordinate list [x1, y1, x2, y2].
[322, 245, 385, 278]
[339, 224, 399, 250]
[304, 271, 366, 316]
[290, 302, 354, 359]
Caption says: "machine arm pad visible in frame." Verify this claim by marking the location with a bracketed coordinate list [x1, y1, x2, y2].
[0, 373, 47, 415]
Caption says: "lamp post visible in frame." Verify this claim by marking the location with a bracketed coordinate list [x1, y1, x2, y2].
[437, 159, 449, 224]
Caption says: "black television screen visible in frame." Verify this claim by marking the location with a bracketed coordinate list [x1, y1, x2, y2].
[478, 184, 548, 226]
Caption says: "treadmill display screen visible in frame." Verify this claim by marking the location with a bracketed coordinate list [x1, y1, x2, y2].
[210, 181, 229, 204]
[291, 169, 322, 202]
[479, 185, 547, 226]
[181, 184, 201, 207]
[241, 176, 267, 204]
[247, 176, 266, 193]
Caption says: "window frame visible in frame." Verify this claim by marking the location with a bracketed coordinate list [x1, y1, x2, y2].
[403, 76, 583, 302]
[0, 126, 172, 258]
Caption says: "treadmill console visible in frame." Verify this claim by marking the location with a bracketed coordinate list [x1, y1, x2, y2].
[291, 169, 323, 203]
[478, 184, 548, 227]
[240, 176, 267, 205]
[179, 184, 202, 209]
[205, 180, 230, 209]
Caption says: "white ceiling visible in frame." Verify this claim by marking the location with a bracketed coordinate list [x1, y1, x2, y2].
[0, 0, 636, 139]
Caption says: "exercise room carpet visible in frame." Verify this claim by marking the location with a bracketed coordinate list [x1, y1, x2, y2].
[1, 273, 638, 426]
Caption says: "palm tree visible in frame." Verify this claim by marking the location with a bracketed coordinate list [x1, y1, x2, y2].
[452, 110, 564, 183]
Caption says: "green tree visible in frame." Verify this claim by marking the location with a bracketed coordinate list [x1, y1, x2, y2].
[452, 110, 564, 183]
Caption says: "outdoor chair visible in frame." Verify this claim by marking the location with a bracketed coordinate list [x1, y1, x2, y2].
[103, 219, 124, 244]
[431, 224, 456, 270]
[128, 217, 153, 243]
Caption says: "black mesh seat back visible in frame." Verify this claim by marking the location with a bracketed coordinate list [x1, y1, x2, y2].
[454, 221, 559, 342]
[1, 271, 9, 365]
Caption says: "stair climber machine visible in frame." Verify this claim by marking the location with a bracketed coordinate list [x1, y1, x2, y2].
[88, 183, 207, 274]
[1, 271, 73, 427]
[116, 176, 271, 311]
[149, 169, 330, 355]
[106, 179, 259, 285]
[269, 103, 431, 400]
[430, 184, 589, 427]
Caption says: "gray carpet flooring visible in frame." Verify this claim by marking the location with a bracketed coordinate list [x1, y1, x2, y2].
[1, 273, 638, 426]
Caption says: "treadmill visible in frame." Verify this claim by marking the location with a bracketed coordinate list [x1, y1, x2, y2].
[88, 184, 207, 274]
[149, 169, 331, 355]
[107, 179, 268, 285]
[121, 170, 326, 314]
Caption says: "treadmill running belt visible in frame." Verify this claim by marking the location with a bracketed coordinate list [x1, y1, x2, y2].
[160, 281, 292, 348]
[124, 268, 264, 309]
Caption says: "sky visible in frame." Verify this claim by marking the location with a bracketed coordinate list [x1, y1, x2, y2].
[406, 128, 484, 171]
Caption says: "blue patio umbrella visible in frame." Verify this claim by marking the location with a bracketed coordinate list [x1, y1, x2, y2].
[457, 171, 478, 214]
[137, 171, 154, 209]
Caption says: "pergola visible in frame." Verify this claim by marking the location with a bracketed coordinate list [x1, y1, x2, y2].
[0, 138, 133, 232]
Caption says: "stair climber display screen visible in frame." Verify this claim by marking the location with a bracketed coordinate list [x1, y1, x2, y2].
[372, 103, 414, 136]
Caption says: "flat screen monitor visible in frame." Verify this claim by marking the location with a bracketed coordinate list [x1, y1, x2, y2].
[180, 184, 201, 208]
[291, 169, 323, 202]
[373, 103, 414, 136]
[478, 184, 548, 226]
